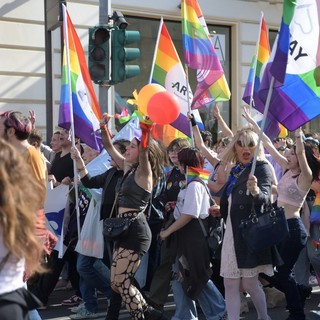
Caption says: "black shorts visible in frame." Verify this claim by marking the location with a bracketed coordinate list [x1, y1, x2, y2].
[115, 214, 151, 256]
[0, 287, 41, 320]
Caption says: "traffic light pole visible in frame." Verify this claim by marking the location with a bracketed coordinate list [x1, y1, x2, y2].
[98, 0, 114, 130]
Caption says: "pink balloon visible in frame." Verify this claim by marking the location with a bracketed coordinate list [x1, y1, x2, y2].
[147, 91, 180, 125]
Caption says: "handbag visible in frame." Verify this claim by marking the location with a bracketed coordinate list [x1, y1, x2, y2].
[103, 189, 133, 241]
[239, 201, 289, 253]
[103, 216, 133, 241]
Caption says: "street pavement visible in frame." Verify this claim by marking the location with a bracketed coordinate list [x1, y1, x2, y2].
[39, 285, 320, 320]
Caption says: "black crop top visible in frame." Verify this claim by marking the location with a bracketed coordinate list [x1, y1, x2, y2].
[118, 170, 151, 211]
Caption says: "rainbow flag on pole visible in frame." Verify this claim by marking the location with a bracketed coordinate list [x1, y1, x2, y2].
[257, 0, 320, 132]
[150, 18, 203, 138]
[242, 13, 283, 140]
[181, 0, 230, 109]
[59, 5, 102, 150]
[186, 166, 211, 184]
[243, 14, 270, 107]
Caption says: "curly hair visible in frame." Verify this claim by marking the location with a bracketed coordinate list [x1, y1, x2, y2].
[0, 139, 43, 272]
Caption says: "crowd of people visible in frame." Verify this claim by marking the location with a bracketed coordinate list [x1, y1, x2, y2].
[1, 104, 320, 320]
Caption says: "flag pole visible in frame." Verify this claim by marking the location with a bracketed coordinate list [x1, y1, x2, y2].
[62, 4, 81, 239]
[149, 17, 163, 84]
[248, 75, 275, 194]
[249, 12, 264, 114]
[184, 64, 194, 147]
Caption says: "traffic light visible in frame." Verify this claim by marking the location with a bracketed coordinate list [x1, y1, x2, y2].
[110, 27, 140, 84]
[88, 25, 110, 84]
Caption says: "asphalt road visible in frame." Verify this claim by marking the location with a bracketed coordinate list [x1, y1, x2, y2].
[39, 285, 320, 320]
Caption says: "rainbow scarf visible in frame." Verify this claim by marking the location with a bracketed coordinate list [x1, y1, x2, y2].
[59, 5, 102, 150]
[257, 0, 320, 132]
[181, 0, 230, 109]
[150, 19, 203, 139]
[186, 166, 211, 184]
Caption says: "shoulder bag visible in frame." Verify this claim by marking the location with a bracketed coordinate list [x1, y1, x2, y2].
[189, 177, 224, 260]
[239, 201, 289, 253]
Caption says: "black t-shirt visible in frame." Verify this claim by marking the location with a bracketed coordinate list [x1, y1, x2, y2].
[50, 152, 74, 182]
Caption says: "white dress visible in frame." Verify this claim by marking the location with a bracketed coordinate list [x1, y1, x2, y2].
[220, 196, 274, 279]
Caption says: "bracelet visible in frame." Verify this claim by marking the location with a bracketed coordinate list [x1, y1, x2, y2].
[78, 167, 86, 172]
[100, 126, 106, 132]
[295, 135, 301, 138]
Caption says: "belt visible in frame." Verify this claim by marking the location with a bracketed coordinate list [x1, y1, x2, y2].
[118, 211, 141, 219]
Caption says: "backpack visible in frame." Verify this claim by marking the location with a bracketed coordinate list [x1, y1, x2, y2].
[187, 177, 224, 260]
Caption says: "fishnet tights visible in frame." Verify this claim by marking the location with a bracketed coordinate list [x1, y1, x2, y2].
[111, 247, 148, 320]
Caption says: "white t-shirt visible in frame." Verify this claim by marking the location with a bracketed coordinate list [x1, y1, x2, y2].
[173, 181, 210, 220]
[0, 228, 25, 295]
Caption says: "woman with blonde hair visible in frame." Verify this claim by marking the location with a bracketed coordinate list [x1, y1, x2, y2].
[211, 127, 279, 320]
[0, 139, 44, 319]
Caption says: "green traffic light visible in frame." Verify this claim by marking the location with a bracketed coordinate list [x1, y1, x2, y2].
[110, 27, 141, 84]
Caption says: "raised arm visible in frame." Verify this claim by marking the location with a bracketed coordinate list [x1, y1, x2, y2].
[134, 121, 153, 192]
[295, 127, 313, 190]
[190, 114, 219, 167]
[213, 103, 233, 138]
[100, 113, 125, 170]
[242, 106, 288, 170]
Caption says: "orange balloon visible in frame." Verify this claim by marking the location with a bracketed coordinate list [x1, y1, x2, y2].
[147, 91, 180, 125]
[137, 84, 166, 115]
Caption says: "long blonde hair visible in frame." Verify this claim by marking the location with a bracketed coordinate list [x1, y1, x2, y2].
[0, 139, 43, 272]
[220, 127, 265, 164]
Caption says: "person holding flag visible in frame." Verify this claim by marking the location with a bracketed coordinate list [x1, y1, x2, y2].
[210, 125, 278, 320]
[243, 108, 320, 320]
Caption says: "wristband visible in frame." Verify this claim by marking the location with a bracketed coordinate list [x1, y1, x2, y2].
[78, 167, 86, 172]
[190, 116, 197, 127]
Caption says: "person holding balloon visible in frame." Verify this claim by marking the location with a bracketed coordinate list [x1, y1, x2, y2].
[99, 113, 168, 320]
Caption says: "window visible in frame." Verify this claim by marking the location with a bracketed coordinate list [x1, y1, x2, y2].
[114, 16, 231, 143]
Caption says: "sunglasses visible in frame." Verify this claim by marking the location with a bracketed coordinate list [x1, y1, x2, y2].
[236, 140, 255, 148]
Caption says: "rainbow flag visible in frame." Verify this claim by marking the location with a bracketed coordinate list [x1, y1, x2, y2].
[186, 166, 211, 184]
[257, 0, 320, 132]
[59, 5, 102, 150]
[269, 0, 297, 84]
[243, 14, 270, 107]
[242, 14, 282, 140]
[150, 18, 203, 138]
[181, 0, 230, 109]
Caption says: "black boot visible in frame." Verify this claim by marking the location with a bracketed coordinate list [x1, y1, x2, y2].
[144, 306, 169, 320]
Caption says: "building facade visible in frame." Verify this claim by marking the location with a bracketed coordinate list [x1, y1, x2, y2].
[0, 0, 293, 142]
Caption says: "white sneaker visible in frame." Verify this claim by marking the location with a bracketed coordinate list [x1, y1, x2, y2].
[69, 308, 99, 319]
[70, 302, 85, 313]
